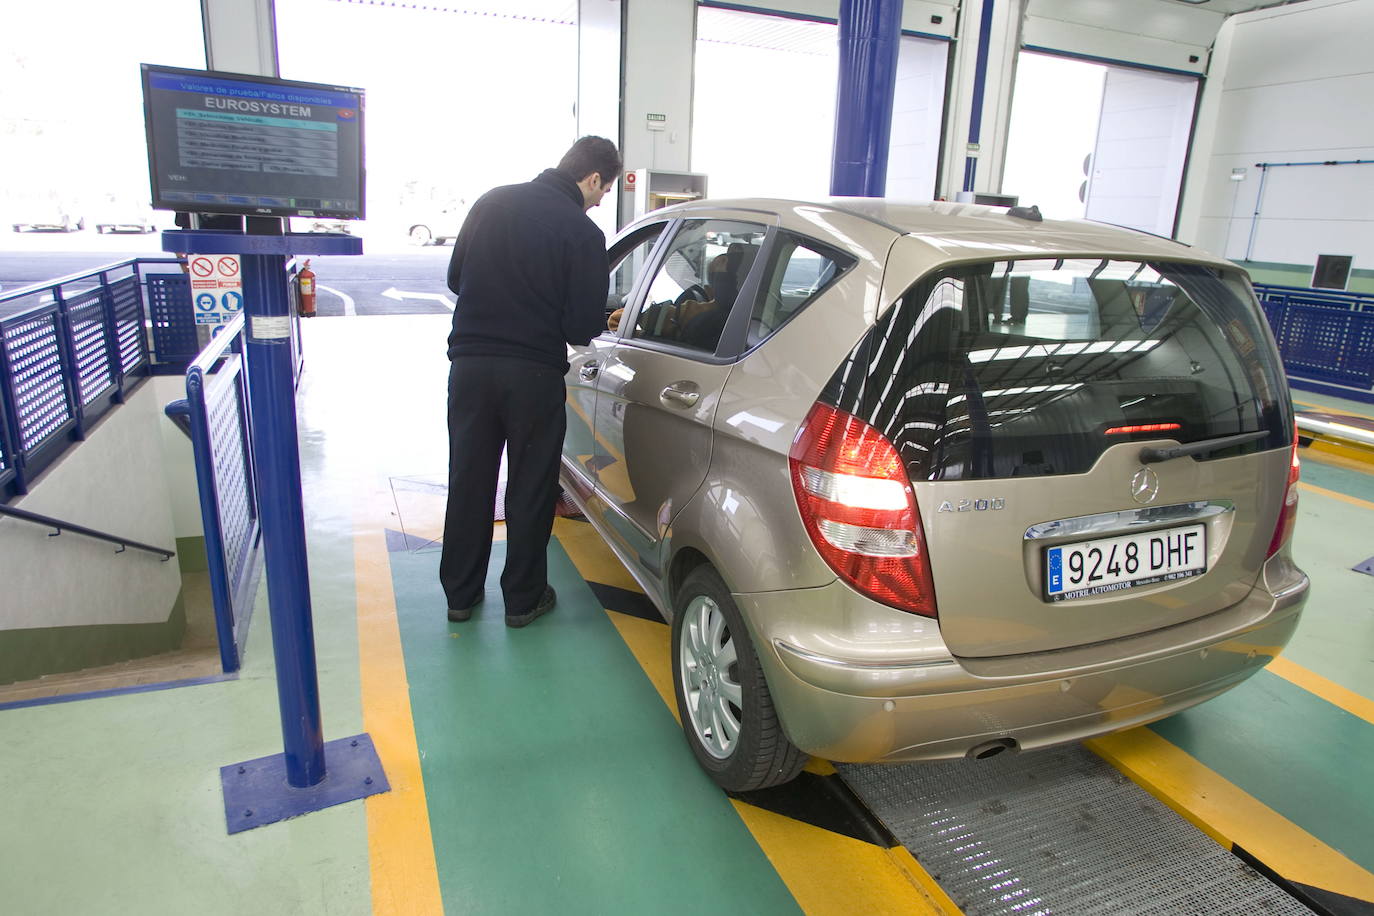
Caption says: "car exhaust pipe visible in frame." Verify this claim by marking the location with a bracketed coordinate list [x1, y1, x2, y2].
[967, 738, 1017, 760]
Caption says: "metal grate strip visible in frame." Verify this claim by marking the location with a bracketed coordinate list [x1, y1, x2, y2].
[838, 746, 1311, 915]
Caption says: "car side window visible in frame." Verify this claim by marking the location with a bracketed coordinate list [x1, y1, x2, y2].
[631, 219, 767, 354]
[606, 226, 666, 333]
[747, 234, 854, 348]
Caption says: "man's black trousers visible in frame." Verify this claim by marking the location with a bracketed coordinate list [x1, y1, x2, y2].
[440, 355, 566, 615]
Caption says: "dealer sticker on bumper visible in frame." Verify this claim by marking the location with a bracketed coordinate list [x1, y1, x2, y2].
[1045, 524, 1206, 601]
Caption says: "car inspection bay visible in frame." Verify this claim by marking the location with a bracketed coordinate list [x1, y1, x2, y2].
[3, 204, 1372, 915]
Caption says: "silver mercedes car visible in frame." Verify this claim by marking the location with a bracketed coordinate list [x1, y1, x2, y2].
[561, 199, 1308, 791]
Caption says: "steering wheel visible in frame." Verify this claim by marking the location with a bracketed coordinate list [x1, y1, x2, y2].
[674, 284, 709, 306]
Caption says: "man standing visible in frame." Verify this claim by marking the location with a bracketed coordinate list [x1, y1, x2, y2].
[440, 136, 620, 627]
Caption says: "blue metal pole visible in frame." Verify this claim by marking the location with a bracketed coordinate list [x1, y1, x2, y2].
[239, 252, 325, 787]
[963, 0, 997, 193]
[830, 0, 903, 197]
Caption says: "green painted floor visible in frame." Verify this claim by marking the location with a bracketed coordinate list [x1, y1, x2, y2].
[1148, 440, 1374, 875]
[389, 541, 802, 915]
[1150, 670, 1374, 871]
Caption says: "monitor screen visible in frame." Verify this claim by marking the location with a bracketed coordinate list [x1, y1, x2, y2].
[141, 64, 365, 220]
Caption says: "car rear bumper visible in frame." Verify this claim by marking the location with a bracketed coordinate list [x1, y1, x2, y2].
[740, 567, 1308, 763]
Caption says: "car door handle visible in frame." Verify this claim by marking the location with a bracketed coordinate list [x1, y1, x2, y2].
[579, 360, 601, 381]
[660, 382, 700, 409]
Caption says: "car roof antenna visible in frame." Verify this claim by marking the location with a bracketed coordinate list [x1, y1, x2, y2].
[1008, 204, 1043, 222]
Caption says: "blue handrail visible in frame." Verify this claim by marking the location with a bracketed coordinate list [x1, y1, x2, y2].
[0, 258, 173, 500]
[181, 313, 261, 673]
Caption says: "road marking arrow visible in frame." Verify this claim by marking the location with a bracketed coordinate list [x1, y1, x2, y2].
[382, 287, 454, 310]
[317, 283, 356, 317]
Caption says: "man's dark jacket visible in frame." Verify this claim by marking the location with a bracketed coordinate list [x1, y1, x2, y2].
[446, 169, 609, 370]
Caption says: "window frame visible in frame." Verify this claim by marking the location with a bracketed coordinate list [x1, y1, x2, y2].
[736, 229, 858, 355]
[603, 220, 676, 340]
[617, 214, 778, 363]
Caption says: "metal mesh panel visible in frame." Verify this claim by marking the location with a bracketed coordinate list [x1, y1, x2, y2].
[1279, 307, 1365, 384]
[110, 275, 147, 373]
[838, 748, 1310, 915]
[65, 290, 114, 406]
[207, 358, 255, 609]
[2, 312, 72, 452]
[146, 273, 198, 363]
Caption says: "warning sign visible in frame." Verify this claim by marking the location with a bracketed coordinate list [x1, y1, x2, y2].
[189, 255, 243, 325]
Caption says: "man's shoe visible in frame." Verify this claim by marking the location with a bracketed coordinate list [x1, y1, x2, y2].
[448, 599, 481, 623]
[506, 586, 556, 628]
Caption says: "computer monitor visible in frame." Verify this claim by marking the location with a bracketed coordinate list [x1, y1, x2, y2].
[141, 63, 366, 221]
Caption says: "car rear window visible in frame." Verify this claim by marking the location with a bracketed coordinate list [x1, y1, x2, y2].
[823, 258, 1292, 481]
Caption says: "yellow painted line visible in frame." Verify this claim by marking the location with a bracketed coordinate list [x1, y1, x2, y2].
[1267, 656, 1374, 725]
[1302, 446, 1374, 476]
[1087, 728, 1374, 901]
[730, 801, 961, 915]
[1306, 438, 1374, 468]
[1294, 397, 1374, 422]
[1299, 480, 1374, 511]
[557, 519, 959, 912]
[356, 496, 443, 916]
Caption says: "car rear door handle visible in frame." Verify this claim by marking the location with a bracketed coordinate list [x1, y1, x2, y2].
[660, 382, 700, 409]
[579, 360, 600, 381]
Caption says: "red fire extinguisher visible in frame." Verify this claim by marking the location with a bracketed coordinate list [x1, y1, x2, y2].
[297, 259, 317, 318]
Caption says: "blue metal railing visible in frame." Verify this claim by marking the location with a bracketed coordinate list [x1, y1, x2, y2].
[1254, 283, 1374, 394]
[177, 313, 261, 673]
[0, 259, 175, 500]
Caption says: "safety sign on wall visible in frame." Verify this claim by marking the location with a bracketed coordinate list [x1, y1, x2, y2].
[188, 255, 244, 327]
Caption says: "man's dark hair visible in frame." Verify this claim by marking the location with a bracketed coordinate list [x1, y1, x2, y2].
[557, 136, 622, 184]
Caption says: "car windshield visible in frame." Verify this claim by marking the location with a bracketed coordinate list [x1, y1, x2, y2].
[824, 258, 1292, 481]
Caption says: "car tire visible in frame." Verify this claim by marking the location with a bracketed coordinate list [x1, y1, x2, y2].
[408, 225, 432, 246]
[671, 565, 806, 792]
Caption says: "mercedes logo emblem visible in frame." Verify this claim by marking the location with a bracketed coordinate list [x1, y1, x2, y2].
[1131, 467, 1160, 505]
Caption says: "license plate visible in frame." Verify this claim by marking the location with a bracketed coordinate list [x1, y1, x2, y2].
[1045, 524, 1206, 601]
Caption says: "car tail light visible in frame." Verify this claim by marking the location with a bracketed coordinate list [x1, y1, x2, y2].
[1266, 420, 1301, 558]
[789, 402, 937, 617]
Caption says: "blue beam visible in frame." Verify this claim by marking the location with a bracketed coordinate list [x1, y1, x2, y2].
[963, 0, 997, 193]
[830, 0, 903, 197]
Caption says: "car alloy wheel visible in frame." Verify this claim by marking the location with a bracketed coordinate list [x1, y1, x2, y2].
[679, 592, 743, 760]
[670, 565, 806, 791]
[409, 225, 433, 246]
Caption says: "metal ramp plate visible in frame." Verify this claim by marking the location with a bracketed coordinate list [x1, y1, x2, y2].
[838, 745, 1310, 915]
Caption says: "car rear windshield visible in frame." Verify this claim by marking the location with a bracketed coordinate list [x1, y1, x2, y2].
[823, 258, 1292, 481]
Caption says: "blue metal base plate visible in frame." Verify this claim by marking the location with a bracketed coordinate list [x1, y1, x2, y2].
[220, 733, 389, 834]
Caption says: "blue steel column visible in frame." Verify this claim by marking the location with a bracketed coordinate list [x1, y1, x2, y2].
[962, 0, 997, 193]
[830, 0, 903, 197]
[239, 251, 325, 788]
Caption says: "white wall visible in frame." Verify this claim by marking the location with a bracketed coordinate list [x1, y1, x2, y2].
[1177, 0, 1374, 274]
[152, 375, 204, 541]
[1022, 0, 1219, 74]
[0, 384, 183, 630]
[710, 0, 958, 38]
[618, 0, 697, 224]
